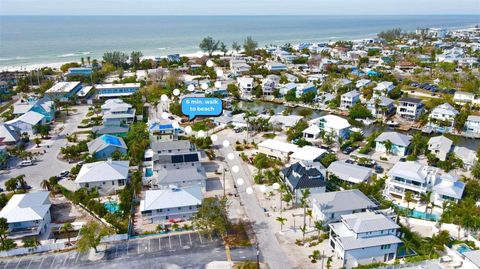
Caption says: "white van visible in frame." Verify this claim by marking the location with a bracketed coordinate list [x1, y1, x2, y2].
[19, 160, 33, 167]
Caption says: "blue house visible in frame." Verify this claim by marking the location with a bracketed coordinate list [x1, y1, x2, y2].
[13, 97, 56, 123]
[375, 132, 411, 156]
[87, 134, 127, 160]
[66, 67, 93, 77]
[95, 83, 141, 99]
[148, 120, 180, 141]
[367, 70, 379, 76]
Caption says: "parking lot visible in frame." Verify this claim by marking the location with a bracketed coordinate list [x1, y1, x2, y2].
[0, 232, 256, 269]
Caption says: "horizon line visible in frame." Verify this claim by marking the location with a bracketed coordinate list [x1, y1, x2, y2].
[1, 13, 479, 16]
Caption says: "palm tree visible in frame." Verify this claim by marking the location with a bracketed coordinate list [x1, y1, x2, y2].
[420, 191, 432, 220]
[309, 250, 322, 263]
[281, 192, 293, 210]
[300, 224, 307, 242]
[314, 220, 324, 238]
[383, 140, 393, 156]
[40, 179, 51, 191]
[405, 191, 414, 211]
[16, 175, 28, 191]
[60, 223, 74, 243]
[300, 189, 311, 229]
[306, 209, 313, 227]
[276, 216, 287, 232]
[411, 132, 424, 156]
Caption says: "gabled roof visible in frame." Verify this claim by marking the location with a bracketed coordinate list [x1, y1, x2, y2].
[140, 186, 202, 211]
[87, 134, 127, 154]
[375, 132, 411, 147]
[7, 111, 45, 126]
[388, 162, 428, 183]
[431, 103, 459, 116]
[290, 146, 327, 162]
[281, 162, 325, 190]
[338, 235, 401, 250]
[342, 90, 360, 98]
[0, 192, 51, 223]
[151, 140, 193, 152]
[428, 136, 453, 152]
[327, 161, 371, 183]
[75, 160, 129, 183]
[464, 250, 480, 267]
[156, 166, 207, 185]
[308, 189, 377, 213]
[302, 124, 321, 135]
[342, 211, 399, 233]
[433, 174, 465, 200]
[258, 139, 299, 153]
[0, 123, 20, 143]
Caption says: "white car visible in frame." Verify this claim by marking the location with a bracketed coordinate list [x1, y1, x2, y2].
[19, 160, 33, 167]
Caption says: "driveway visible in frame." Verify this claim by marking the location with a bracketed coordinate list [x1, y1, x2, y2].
[0, 106, 90, 190]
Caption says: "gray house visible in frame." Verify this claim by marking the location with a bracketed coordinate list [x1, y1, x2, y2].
[327, 161, 372, 185]
[281, 162, 326, 203]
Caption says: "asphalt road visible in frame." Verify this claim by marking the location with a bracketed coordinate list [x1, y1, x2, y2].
[0, 232, 256, 269]
[214, 131, 294, 269]
[0, 106, 89, 190]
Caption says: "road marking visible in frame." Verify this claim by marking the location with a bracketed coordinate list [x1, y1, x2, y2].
[188, 233, 193, 245]
[75, 251, 81, 264]
[115, 244, 118, 257]
[169, 236, 172, 249]
[178, 234, 182, 246]
[148, 239, 151, 252]
[25, 259, 32, 269]
[138, 241, 140, 253]
[38, 257, 45, 269]
[14, 257, 22, 269]
[50, 255, 57, 269]
[63, 254, 69, 266]
[3, 260, 9, 269]
[198, 232, 203, 244]
[158, 238, 161, 250]
[127, 241, 130, 254]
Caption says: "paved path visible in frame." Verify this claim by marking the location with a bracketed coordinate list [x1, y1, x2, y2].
[214, 134, 294, 269]
[0, 232, 256, 269]
[0, 106, 89, 190]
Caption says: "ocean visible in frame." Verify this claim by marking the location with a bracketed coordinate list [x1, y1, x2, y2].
[0, 15, 479, 69]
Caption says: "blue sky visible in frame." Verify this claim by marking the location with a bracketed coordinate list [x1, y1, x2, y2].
[1, 0, 479, 15]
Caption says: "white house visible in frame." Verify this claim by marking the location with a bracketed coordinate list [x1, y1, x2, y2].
[453, 146, 478, 170]
[464, 115, 480, 136]
[265, 62, 287, 71]
[428, 103, 459, 132]
[432, 174, 465, 206]
[290, 146, 327, 165]
[101, 99, 136, 126]
[463, 250, 480, 269]
[309, 115, 351, 139]
[373, 81, 395, 97]
[329, 212, 401, 268]
[308, 189, 377, 223]
[302, 125, 321, 141]
[75, 160, 129, 195]
[0, 191, 51, 239]
[6, 111, 46, 136]
[327, 161, 372, 185]
[340, 90, 360, 109]
[355, 79, 372, 89]
[230, 59, 251, 75]
[374, 132, 411, 156]
[428, 136, 453, 161]
[397, 97, 424, 121]
[257, 139, 298, 161]
[366, 96, 395, 119]
[237, 77, 254, 94]
[140, 186, 202, 224]
[453, 91, 475, 105]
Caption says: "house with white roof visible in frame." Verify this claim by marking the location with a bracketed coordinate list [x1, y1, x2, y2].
[453, 91, 475, 105]
[329, 212, 401, 268]
[101, 99, 136, 126]
[13, 97, 55, 122]
[148, 166, 207, 191]
[355, 79, 372, 89]
[87, 134, 127, 160]
[453, 146, 477, 170]
[75, 160, 129, 195]
[261, 75, 280, 95]
[464, 115, 480, 136]
[95, 83, 140, 99]
[463, 250, 480, 269]
[373, 81, 395, 97]
[230, 59, 251, 75]
[308, 189, 378, 223]
[327, 161, 372, 185]
[0, 191, 51, 239]
[340, 90, 360, 109]
[45, 81, 82, 101]
[140, 186, 202, 224]
[302, 124, 321, 142]
[257, 139, 299, 162]
[6, 111, 46, 136]
[237, 77, 254, 94]
[290, 146, 327, 165]
[375, 132, 411, 156]
[386, 161, 438, 201]
[432, 174, 465, 206]
[427, 103, 459, 132]
[309, 115, 351, 139]
[428, 136, 453, 161]
[265, 62, 287, 71]
[268, 115, 303, 128]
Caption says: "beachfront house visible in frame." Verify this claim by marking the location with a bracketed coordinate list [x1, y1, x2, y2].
[87, 134, 127, 160]
[6, 111, 46, 136]
[45, 81, 83, 101]
[281, 162, 326, 203]
[309, 115, 351, 140]
[427, 103, 459, 132]
[257, 139, 299, 162]
[95, 83, 140, 99]
[66, 67, 92, 77]
[329, 212, 401, 268]
[308, 189, 378, 223]
[340, 90, 360, 109]
[140, 186, 202, 224]
[0, 192, 51, 239]
[374, 132, 411, 156]
[327, 161, 372, 185]
[366, 96, 395, 119]
[396, 97, 424, 121]
[428, 136, 453, 161]
[75, 160, 129, 195]
[373, 81, 395, 97]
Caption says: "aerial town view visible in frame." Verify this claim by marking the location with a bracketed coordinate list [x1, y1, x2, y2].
[0, 1, 480, 269]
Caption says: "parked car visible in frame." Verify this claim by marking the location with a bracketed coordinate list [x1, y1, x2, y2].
[19, 160, 33, 167]
[374, 165, 384, 174]
[58, 170, 70, 178]
[342, 146, 358, 155]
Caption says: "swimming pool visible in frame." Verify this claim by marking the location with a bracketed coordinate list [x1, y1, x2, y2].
[397, 206, 440, 221]
[104, 201, 120, 213]
[145, 168, 153, 177]
[454, 244, 473, 254]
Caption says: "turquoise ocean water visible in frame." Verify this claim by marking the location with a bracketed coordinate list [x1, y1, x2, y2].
[0, 15, 479, 68]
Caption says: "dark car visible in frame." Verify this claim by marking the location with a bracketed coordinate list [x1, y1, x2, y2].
[342, 146, 357, 155]
[345, 159, 356, 164]
[375, 165, 384, 174]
